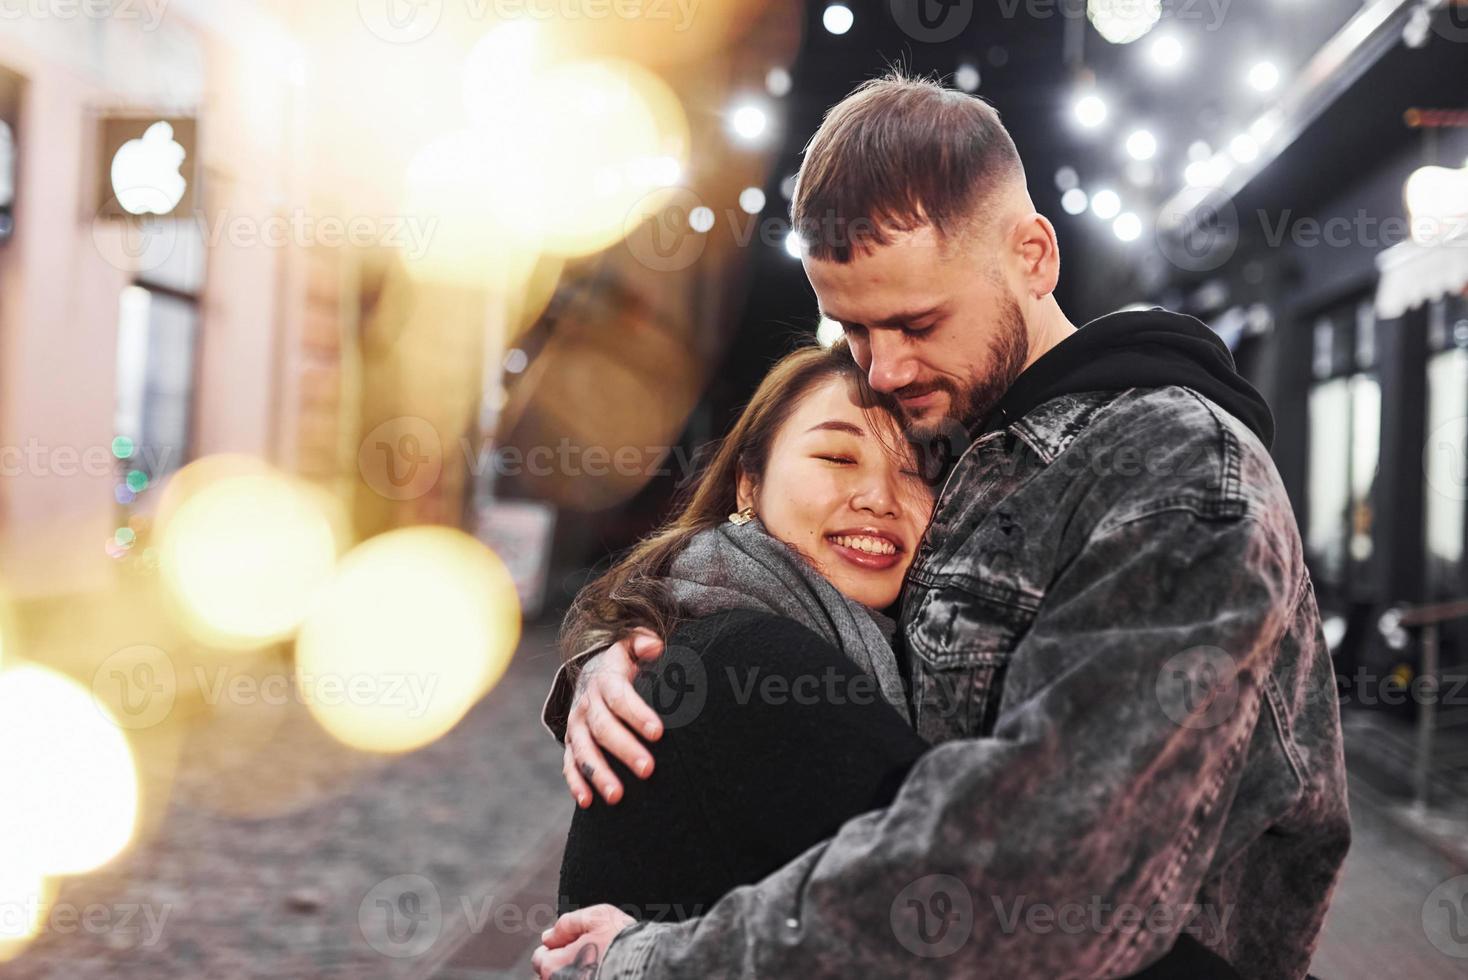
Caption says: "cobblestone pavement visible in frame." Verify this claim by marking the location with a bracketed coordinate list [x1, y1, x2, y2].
[7, 618, 1466, 979]
[3, 623, 574, 980]
[1311, 774, 1468, 978]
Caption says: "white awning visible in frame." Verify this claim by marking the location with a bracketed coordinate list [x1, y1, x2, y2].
[1376, 226, 1468, 320]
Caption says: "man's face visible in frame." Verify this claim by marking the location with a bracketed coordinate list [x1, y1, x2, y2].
[804, 224, 1030, 443]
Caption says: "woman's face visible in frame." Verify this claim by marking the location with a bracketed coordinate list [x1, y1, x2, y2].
[737, 376, 935, 609]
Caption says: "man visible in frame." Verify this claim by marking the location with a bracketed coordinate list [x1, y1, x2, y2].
[533, 72, 1350, 978]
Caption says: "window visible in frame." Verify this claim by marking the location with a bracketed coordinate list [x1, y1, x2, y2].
[114, 285, 199, 483]
[1424, 294, 1468, 598]
[1305, 296, 1381, 593]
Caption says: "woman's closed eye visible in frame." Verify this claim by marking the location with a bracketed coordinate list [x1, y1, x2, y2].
[815, 454, 857, 465]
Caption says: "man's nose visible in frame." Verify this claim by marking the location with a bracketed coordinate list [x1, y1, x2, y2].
[866, 333, 916, 394]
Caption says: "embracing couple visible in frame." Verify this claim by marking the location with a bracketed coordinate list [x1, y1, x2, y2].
[531, 72, 1350, 979]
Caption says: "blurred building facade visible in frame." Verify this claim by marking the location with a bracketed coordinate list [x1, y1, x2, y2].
[1075, 0, 1468, 820]
[0, 3, 314, 598]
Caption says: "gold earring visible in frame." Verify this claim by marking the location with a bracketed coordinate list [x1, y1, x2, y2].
[728, 506, 755, 526]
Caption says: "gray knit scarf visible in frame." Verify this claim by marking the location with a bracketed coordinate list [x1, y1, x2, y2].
[658, 517, 911, 724]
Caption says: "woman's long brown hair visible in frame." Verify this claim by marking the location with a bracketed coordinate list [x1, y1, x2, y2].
[560, 340, 906, 660]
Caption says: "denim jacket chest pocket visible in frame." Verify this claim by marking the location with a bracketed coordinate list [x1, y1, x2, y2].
[903, 549, 1047, 744]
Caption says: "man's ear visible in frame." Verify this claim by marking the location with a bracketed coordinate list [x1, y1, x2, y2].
[735, 467, 756, 513]
[1012, 212, 1060, 300]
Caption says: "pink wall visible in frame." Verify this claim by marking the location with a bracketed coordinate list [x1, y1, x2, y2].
[0, 20, 300, 598]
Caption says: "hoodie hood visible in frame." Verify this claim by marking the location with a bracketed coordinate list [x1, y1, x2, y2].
[980, 308, 1275, 448]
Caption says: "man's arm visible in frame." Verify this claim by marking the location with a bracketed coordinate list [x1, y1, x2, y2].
[589, 507, 1298, 978]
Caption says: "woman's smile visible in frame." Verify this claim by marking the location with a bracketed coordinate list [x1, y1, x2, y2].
[825, 527, 904, 571]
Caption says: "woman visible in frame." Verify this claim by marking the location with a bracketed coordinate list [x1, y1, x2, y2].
[548, 342, 1239, 979]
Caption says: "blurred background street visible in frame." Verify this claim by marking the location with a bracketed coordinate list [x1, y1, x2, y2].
[0, 0, 1466, 977]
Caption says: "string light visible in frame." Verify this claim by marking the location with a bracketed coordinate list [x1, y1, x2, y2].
[822, 4, 853, 35]
[1091, 189, 1121, 220]
[1074, 92, 1108, 130]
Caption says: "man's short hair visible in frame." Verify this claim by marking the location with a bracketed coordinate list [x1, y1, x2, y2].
[792, 70, 1024, 263]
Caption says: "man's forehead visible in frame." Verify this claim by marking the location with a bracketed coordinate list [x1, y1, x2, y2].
[810, 265, 949, 325]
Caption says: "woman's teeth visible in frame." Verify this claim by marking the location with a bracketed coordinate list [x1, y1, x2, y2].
[830, 534, 897, 556]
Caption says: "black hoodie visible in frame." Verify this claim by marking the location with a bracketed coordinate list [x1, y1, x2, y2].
[980, 308, 1276, 449]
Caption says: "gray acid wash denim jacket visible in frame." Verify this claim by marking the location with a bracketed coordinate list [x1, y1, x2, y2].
[548, 316, 1351, 979]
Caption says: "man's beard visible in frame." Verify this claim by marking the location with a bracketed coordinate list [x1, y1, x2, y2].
[896, 294, 1030, 445]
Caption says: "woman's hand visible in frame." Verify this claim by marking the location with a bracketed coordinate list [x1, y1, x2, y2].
[563, 628, 666, 807]
[531, 905, 635, 979]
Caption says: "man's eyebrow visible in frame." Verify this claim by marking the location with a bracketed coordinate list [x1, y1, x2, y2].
[822, 304, 945, 328]
[804, 420, 866, 438]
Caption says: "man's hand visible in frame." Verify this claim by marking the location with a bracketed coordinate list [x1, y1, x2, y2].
[531, 905, 635, 979]
[563, 628, 666, 807]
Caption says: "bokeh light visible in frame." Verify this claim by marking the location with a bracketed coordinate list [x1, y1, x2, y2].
[406, 40, 689, 283]
[158, 467, 341, 649]
[0, 666, 139, 876]
[0, 874, 55, 963]
[294, 527, 521, 754]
